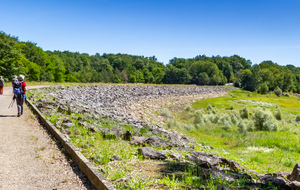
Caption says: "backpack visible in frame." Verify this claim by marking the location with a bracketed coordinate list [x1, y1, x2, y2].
[0, 79, 4, 87]
[13, 81, 23, 99]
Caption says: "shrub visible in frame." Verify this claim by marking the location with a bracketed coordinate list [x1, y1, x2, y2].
[222, 120, 232, 131]
[240, 107, 249, 119]
[194, 111, 204, 125]
[161, 108, 172, 118]
[183, 124, 195, 131]
[207, 104, 216, 114]
[167, 120, 175, 129]
[212, 114, 220, 124]
[247, 121, 255, 132]
[237, 120, 247, 133]
[273, 108, 282, 120]
[194, 124, 200, 130]
[219, 114, 232, 125]
[185, 105, 193, 111]
[234, 80, 240, 87]
[258, 82, 269, 94]
[295, 115, 300, 122]
[230, 113, 238, 125]
[253, 108, 278, 131]
[229, 104, 234, 110]
[202, 114, 212, 123]
[274, 86, 282, 97]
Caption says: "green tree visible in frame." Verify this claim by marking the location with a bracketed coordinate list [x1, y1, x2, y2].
[0, 31, 19, 78]
[198, 72, 209, 85]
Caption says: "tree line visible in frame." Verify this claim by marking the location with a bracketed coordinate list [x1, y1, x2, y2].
[1, 31, 300, 93]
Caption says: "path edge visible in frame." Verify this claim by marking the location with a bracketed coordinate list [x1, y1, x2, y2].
[26, 99, 116, 190]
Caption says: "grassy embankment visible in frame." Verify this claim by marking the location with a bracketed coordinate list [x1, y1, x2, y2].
[169, 89, 300, 174]
[28, 85, 254, 189]
[28, 86, 300, 189]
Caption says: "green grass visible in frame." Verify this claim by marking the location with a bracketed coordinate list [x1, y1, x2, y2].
[171, 89, 300, 173]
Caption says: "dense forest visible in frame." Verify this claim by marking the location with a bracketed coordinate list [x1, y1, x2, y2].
[1, 31, 300, 93]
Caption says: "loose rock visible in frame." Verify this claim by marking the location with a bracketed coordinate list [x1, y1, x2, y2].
[138, 147, 166, 160]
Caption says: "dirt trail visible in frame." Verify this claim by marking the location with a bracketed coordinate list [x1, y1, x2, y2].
[0, 86, 93, 190]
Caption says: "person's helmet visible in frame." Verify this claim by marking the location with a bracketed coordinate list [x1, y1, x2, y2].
[19, 74, 25, 80]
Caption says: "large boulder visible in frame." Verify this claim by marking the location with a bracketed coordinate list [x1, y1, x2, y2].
[220, 158, 244, 172]
[289, 164, 300, 182]
[290, 181, 300, 190]
[258, 173, 291, 190]
[199, 167, 251, 184]
[186, 151, 222, 166]
[169, 152, 183, 161]
[138, 147, 166, 160]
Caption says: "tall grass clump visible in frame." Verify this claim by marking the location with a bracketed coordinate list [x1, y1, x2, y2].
[274, 86, 282, 97]
[253, 108, 278, 131]
[207, 103, 216, 114]
[273, 108, 282, 120]
[240, 107, 249, 119]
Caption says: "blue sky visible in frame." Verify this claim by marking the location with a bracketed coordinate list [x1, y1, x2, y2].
[1, 0, 300, 66]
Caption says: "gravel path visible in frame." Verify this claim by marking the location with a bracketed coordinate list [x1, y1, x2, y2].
[0, 87, 94, 190]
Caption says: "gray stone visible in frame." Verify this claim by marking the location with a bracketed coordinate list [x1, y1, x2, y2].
[217, 185, 227, 190]
[130, 136, 148, 145]
[110, 155, 121, 161]
[187, 151, 222, 166]
[115, 176, 131, 183]
[87, 125, 98, 132]
[145, 136, 168, 148]
[289, 164, 300, 182]
[62, 128, 71, 135]
[258, 173, 291, 189]
[62, 122, 75, 128]
[169, 152, 183, 161]
[220, 158, 244, 172]
[138, 147, 166, 160]
[290, 181, 300, 190]
[199, 167, 251, 184]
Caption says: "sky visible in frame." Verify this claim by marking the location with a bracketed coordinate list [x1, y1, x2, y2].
[1, 0, 300, 66]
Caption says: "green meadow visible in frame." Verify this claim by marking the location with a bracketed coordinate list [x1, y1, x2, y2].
[169, 89, 300, 174]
